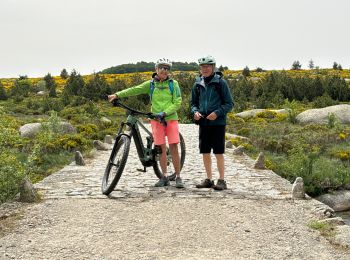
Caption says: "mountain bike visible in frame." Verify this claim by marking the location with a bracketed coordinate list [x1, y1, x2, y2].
[101, 99, 186, 195]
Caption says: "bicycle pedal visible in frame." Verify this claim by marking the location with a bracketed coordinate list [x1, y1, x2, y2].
[137, 167, 147, 172]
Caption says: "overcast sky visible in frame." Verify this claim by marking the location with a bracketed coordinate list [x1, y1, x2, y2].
[1, 0, 349, 78]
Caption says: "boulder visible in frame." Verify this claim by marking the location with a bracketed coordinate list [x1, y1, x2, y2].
[36, 91, 46, 96]
[58, 122, 77, 135]
[19, 122, 76, 138]
[253, 152, 266, 169]
[100, 117, 112, 126]
[93, 140, 109, 151]
[104, 135, 114, 144]
[19, 177, 39, 203]
[75, 151, 85, 166]
[333, 225, 350, 247]
[296, 104, 350, 125]
[19, 123, 42, 138]
[235, 109, 288, 119]
[292, 177, 305, 199]
[316, 190, 350, 212]
[226, 133, 250, 143]
[249, 77, 261, 82]
[318, 217, 345, 226]
[225, 140, 233, 149]
[232, 145, 245, 155]
[235, 109, 265, 119]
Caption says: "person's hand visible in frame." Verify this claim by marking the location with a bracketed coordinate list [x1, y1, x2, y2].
[206, 112, 217, 120]
[108, 94, 118, 102]
[194, 111, 203, 121]
[155, 112, 166, 121]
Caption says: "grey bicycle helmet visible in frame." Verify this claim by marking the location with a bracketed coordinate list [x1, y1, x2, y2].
[155, 58, 172, 68]
[198, 55, 216, 65]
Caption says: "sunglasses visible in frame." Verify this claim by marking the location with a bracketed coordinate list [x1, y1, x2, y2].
[158, 67, 170, 71]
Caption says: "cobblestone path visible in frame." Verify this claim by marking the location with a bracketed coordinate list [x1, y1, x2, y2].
[34, 124, 292, 200]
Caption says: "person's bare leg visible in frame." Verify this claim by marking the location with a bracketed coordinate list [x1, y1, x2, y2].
[202, 153, 212, 179]
[159, 144, 167, 176]
[215, 154, 225, 180]
[169, 143, 180, 177]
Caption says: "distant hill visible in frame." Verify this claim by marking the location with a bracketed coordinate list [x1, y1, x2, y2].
[99, 61, 201, 74]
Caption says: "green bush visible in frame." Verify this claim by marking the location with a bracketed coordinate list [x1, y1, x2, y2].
[52, 134, 91, 152]
[313, 93, 338, 108]
[76, 123, 99, 139]
[0, 152, 25, 203]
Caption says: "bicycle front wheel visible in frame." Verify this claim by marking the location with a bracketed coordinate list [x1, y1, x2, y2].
[102, 135, 130, 195]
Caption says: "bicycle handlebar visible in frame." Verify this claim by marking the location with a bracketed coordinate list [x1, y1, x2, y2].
[111, 99, 167, 126]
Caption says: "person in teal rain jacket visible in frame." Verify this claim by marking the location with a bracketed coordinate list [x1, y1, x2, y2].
[191, 55, 234, 190]
[108, 58, 184, 188]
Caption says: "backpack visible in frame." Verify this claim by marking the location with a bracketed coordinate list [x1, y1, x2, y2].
[149, 79, 174, 101]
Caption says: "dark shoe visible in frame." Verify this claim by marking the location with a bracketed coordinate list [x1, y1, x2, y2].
[213, 179, 227, 190]
[196, 178, 214, 189]
[155, 176, 170, 187]
[175, 177, 184, 189]
[168, 173, 176, 181]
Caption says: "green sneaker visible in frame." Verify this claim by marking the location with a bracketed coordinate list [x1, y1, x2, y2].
[213, 179, 227, 190]
[154, 176, 170, 187]
[175, 177, 184, 189]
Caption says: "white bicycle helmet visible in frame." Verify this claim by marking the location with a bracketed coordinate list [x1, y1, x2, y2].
[155, 58, 172, 68]
[198, 55, 216, 65]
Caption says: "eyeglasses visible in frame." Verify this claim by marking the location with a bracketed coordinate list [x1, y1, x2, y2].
[158, 67, 170, 71]
[200, 65, 213, 69]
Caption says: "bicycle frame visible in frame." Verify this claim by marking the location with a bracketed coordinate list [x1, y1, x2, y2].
[114, 100, 159, 168]
[117, 115, 155, 167]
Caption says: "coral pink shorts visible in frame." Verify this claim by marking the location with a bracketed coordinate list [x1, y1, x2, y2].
[150, 120, 180, 145]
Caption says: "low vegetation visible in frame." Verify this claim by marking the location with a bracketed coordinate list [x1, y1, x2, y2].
[0, 66, 350, 202]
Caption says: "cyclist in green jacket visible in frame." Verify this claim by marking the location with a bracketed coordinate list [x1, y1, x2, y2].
[108, 58, 184, 188]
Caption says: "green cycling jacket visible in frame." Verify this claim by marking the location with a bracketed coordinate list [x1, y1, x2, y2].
[115, 77, 182, 121]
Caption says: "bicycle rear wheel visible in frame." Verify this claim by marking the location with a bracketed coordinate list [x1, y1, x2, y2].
[153, 132, 186, 178]
[102, 135, 130, 195]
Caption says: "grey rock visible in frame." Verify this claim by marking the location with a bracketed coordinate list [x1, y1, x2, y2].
[232, 145, 244, 155]
[333, 225, 350, 247]
[100, 117, 112, 126]
[316, 190, 350, 212]
[296, 104, 350, 125]
[104, 135, 114, 144]
[19, 122, 76, 138]
[19, 177, 39, 203]
[58, 122, 77, 135]
[75, 151, 85, 166]
[226, 133, 250, 142]
[93, 140, 109, 151]
[19, 123, 42, 138]
[235, 109, 265, 119]
[312, 204, 335, 219]
[249, 77, 260, 82]
[253, 152, 266, 169]
[318, 217, 345, 226]
[292, 177, 305, 199]
[36, 91, 46, 96]
[235, 109, 288, 119]
[225, 140, 233, 148]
